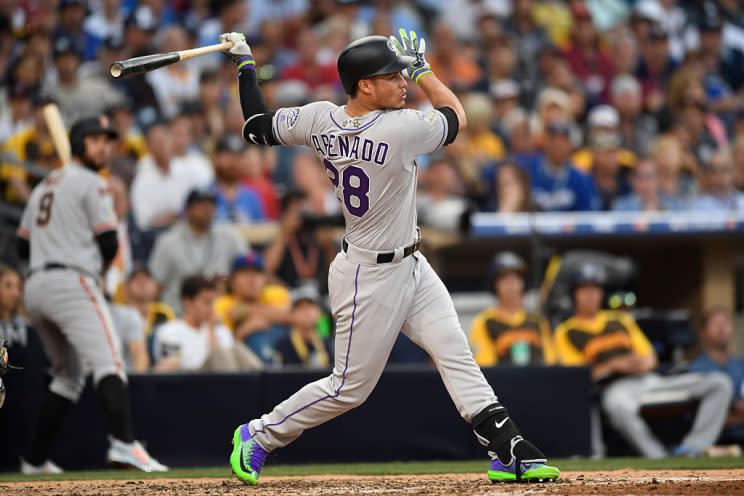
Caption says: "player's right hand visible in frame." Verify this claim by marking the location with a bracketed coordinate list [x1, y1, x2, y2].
[220, 32, 254, 69]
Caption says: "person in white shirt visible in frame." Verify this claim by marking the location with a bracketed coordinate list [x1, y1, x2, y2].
[130, 119, 212, 230]
[169, 114, 213, 185]
[153, 276, 262, 372]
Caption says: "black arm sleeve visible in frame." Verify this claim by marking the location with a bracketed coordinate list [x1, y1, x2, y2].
[16, 236, 29, 262]
[436, 106, 460, 146]
[95, 230, 119, 266]
[238, 68, 279, 147]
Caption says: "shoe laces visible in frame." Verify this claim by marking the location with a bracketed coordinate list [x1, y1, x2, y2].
[248, 440, 268, 471]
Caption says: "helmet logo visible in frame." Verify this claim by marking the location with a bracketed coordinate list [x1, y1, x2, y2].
[386, 39, 396, 53]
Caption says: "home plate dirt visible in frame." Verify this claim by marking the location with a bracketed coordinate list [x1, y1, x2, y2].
[2, 470, 743, 496]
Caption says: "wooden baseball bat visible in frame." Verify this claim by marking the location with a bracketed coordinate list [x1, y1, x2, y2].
[109, 40, 234, 79]
[42, 103, 71, 166]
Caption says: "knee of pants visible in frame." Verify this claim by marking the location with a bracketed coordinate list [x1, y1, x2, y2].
[601, 388, 637, 420]
[93, 365, 127, 386]
[331, 377, 375, 411]
[49, 375, 85, 402]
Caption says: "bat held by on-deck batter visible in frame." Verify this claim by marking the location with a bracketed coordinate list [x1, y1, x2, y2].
[109, 40, 234, 79]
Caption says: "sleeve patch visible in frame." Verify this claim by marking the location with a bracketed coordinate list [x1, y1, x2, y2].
[285, 107, 301, 130]
[417, 110, 440, 126]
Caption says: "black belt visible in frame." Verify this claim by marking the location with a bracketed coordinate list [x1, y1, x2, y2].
[30, 263, 98, 281]
[342, 238, 421, 264]
[43, 263, 69, 271]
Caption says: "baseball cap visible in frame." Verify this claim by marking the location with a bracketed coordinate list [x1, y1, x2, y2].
[215, 134, 246, 154]
[587, 105, 619, 128]
[490, 79, 520, 100]
[489, 252, 527, 279]
[699, 14, 723, 33]
[647, 23, 669, 41]
[102, 35, 125, 51]
[573, 263, 607, 288]
[610, 74, 641, 99]
[291, 286, 321, 309]
[53, 36, 81, 59]
[125, 6, 158, 32]
[184, 188, 216, 207]
[231, 252, 264, 273]
[632, 0, 663, 23]
[69, 115, 119, 142]
[537, 87, 571, 112]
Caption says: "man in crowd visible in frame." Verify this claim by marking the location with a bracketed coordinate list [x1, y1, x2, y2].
[523, 120, 599, 211]
[214, 253, 291, 362]
[469, 252, 555, 367]
[212, 135, 265, 223]
[691, 149, 744, 212]
[149, 188, 248, 313]
[153, 276, 262, 372]
[273, 295, 332, 368]
[689, 307, 744, 445]
[555, 263, 733, 458]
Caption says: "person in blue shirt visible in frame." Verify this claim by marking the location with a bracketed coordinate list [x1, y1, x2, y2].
[689, 150, 744, 213]
[522, 120, 600, 211]
[689, 307, 744, 444]
[212, 135, 265, 224]
[613, 158, 686, 211]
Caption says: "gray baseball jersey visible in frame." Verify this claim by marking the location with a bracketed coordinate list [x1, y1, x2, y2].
[18, 162, 117, 275]
[246, 102, 499, 452]
[272, 102, 450, 251]
[19, 161, 126, 401]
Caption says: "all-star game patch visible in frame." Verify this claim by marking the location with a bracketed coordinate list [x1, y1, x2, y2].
[286, 107, 301, 130]
[417, 110, 439, 126]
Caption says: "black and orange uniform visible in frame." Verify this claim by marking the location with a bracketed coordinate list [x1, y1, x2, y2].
[553, 310, 654, 370]
[1, 127, 60, 203]
[469, 308, 556, 366]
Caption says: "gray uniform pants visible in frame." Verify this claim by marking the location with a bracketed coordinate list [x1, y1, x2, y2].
[601, 372, 733, 458]
[25, 270, 126, 402]
[249, 247, 498, 451]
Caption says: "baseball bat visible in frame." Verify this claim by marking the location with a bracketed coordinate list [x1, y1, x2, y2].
[42, 103, 71, 166]
[109, 40, 234, 79]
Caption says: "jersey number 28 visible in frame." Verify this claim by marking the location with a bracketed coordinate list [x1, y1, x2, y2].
[324, 159, 370, 217]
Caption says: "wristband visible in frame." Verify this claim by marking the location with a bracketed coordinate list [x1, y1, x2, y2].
[236, 55, 255, 72]
[411, 66, 432, 83]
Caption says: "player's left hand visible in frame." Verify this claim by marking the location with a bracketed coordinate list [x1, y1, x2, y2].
[220, 32, 254, 69]
[389, 29, 431, 83]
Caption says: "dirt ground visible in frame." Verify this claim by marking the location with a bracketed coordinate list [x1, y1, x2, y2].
[2, 469, 743, 496]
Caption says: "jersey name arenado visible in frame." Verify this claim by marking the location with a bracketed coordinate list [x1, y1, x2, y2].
[272, 101, 448, 251]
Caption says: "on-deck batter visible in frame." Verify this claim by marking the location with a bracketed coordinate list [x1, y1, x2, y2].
[222, 30, 560, 485]
[17, 116, 166, 474]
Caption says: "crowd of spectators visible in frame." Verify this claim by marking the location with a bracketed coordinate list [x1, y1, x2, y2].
[3, 0, 744, 456]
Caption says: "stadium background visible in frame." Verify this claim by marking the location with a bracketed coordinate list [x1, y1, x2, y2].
[1, 0, 744, 475]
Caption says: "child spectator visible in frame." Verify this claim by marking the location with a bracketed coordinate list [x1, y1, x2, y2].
[274, 296, 332, 368]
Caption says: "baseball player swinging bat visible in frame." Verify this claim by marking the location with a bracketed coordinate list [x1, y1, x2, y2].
[109, 40, 234, 79]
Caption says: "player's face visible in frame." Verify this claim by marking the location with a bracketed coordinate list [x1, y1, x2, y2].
[0, 272, 22, 314]
[83, 134, 112, 168]
[369, 72, 408, 110]
[495, 272, 524, 304]
[574, 284, 603, 315]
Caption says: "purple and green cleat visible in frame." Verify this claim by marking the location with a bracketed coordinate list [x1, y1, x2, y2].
[487, 458, 560, 483]
[229, 424, 268, 485]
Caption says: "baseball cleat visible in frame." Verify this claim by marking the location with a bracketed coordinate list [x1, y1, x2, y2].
[487, 458, 560, 483]
[19, 458, 64, 475]
[229, 424, 268, 485]
[106, 437, 168, 472]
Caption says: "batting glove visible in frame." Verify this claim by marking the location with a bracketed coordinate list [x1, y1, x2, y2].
[389, 29, 431, 83]
[220, 32, 254, 72]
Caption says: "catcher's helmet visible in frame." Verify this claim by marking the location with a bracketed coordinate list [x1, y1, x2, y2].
[69, 115, 118, 158]
[337, 35, 415, 95]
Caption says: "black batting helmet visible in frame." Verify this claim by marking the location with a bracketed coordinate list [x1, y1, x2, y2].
[487, 252, 527, 292]
[572, 263, 607, 290]
[337, 35, 415, 95]
[69, 115, 118, 158]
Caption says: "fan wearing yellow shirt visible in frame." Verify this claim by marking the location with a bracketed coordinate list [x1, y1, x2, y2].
[554, 263, 732, 458]
[214, 253, 291, 362]
[469, 252, 555, 367]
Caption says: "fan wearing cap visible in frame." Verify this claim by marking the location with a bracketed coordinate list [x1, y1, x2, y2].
[469, 252, 555, 367]
[148, 187, 248, 314]
[554, 263, 732, 458]
[212, 135, 265, 223]
[571, 104, 637, 174]
[522, 119, 600, 211]
[273, 294, 332, 368]
[213, 253, 291, 361]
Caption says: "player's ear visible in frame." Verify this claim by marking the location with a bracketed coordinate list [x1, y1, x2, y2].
[357, 78, 374, 96]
